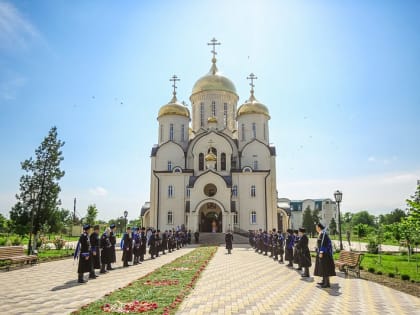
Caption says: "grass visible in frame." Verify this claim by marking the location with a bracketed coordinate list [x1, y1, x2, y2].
[37, 248, 74, 261]
[73, 246, 217, 315]
[333, 252, 420, 282]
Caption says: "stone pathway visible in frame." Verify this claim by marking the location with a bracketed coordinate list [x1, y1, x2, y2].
[0, 247, 195, 315]
[176, 246, 420, 315]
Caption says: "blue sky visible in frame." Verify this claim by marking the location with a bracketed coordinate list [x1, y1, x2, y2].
[1, 0, 419, 221]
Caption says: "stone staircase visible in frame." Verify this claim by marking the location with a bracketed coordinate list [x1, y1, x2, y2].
[197, 232, 249, 245]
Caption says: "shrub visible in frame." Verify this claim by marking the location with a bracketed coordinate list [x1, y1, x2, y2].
[359, 265, 364, 270]
[0, 237, 6, 246]
[368, 267, 375, 273]
[388, 272, 395, 278]
[366, 238, 378, 254]
[376, 271, 383, 275]
[401, 274, 410, 281]
[53, 237, 66, 250]
[11, 236, 22, 246]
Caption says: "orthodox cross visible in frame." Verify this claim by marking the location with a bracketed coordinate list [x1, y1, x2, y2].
[247, 73, 258, 93]
[207, 38, 221, 58]
[170, 75, 180, 95]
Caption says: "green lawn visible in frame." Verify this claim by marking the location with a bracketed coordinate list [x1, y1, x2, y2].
[37, 248, 74, 261]
[333, 252, 420, 282]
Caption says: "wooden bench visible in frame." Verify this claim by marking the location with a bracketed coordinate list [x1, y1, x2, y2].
[0, 246, 38, 270]
[335, 250, 363, 278]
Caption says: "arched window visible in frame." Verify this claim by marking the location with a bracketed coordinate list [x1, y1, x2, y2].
[211, 101, 216, 117]
[251, 185, 256, 197]
[250, 211, 257, 224]
[252, 122, 256, 139]
[167, 211, 173, 225]
[168, 185, 174, 198]
[232, 185, 237, 197]
[200, 103, 204, 127]
[263, 122, 266, 140]
[241, 123, 245, 141]
[253, 160, 258, 170]
[186, 186, 190, 197]
[181, 124, 185, 142]
[199, 153, 204, 171]
[221, 153, 226, 171]
[160, 124, 163, 142]
[233, 212, 238, 225]
[167, 161, 172, 171]
[223, 103, 228, 127]
[169, 123, 174, 141]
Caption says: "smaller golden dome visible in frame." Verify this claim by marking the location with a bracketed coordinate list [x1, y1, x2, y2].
[237, 93, 270, 119]
[207, 116, 218, 123]
[158, 95, 190, 119]
[205, 152, 217, 161]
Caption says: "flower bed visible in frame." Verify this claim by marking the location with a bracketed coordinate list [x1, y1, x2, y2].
[73, 246, 217, 315]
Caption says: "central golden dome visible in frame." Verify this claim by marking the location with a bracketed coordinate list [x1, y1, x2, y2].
[158, 95, 190, 119]
[191, 58, 237, 96]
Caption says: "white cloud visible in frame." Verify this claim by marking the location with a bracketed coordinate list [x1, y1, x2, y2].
[368, 156, 376, 162]
[89, 186, 108, 197]
[0, 1, 40, 52]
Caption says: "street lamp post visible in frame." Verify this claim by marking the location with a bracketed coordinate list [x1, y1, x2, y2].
[124, 210, 128, 232]
[334, 190, 343, 251]
[28, 190, 37, 255]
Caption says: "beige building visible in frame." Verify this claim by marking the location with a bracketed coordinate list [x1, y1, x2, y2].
[142, 40, 287, 233]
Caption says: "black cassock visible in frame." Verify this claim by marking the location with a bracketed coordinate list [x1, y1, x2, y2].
[296, 234, 312, 268]
[122, 232, 133, 265]
[89, 231, 101, 269]
[100, 232, 112, 264]
[109, 231, 116, 263]
[285, 234, 294, 261]
[314, 231, 336, 277]
[77, 232, 91, 273]
[225, 233, 233, 250]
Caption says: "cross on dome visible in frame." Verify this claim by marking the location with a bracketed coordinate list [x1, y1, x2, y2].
[169, 75, 180, 97]
[247, 73, 258, 95]
[207, 38, 221, 59]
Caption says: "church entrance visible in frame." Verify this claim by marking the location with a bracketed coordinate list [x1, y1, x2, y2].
[199, 202, 222, 233]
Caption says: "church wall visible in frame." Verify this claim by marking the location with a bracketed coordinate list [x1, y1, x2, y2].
[155, 142, 185, 170]
[241, 141, 271, 170]
[237, 114, 269, 150]
[158, 115, 189, 150]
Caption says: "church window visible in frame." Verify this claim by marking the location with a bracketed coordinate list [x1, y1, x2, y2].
[252, 122, 256, 139]
[251, 185, 256, 197]
[241, 124, 245, 141]
[223, 103, 228, 127]
[168, 185, 174, 198]
[160, 124, 163, 142]
[200, 103, 204, 127]
[263, 122, 266, 140]
[232, 185, 237, 197]
[186, 186, 190, 197]
[221, 153, 226, 171]
[181, 124, 185, 142]
[250, 211, 257, 224]
[199, 153, 204, 171]
[233, 212, 238, 225]
[211, 101, 216, 117]
[169, 123, 174, 141]
[167, 211, 173, 225]
[253, 160, 258, 170]
[167, 161, 172, 171]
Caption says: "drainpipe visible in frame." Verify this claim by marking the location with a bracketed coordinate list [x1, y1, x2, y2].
[153, 172, 160, 229]
[264, 171, 270, 230]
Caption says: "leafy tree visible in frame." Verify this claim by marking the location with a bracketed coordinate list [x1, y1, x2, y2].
[406, 184, 420, 222]
[9, 127, 65, 237]
[312, 208, 321, 225]
[329, 217, 337, 235]
[354, 223, 369, 239]
[379, 208, 406, 225]
[343, 212, 353, 223]
[85, 204, 98, 225]
[302, 206, 314, 236]
[351, 211, 375, 227]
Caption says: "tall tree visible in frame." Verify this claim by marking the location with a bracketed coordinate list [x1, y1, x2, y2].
[302, 206, 314, 236]
[351, 211, 375, 227]
[85, 204, 98, 225]
[9, 127, 65, 237]
[329, 217, 337, 235]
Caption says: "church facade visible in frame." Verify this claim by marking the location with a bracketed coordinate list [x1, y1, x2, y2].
[143, 40, 285, 233]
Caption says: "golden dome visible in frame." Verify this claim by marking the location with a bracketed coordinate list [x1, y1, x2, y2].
[158, 95, 190, 119]
[205, 152, 217, 161]
[191, 58, 237, 96]
[207, 116, 218, 123]
[237, 93, 270, 119]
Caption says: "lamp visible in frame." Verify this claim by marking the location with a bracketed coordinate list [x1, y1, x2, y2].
[334, 190, 343, 250]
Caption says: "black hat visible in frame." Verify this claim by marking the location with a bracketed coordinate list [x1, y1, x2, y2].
[157, 229, 160, 233]
[126, 226, 131, 230]
[287, 229, 293, 233]
[141, 227, 145, 230]
[83, 224, 91, 230]
[299, 228, 306, 233]
[94, 225, 100, 230]
[110, 224, 116, 229]
[317, 223, 325, 230]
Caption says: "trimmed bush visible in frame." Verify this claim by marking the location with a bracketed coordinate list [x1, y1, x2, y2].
[388, 272, 395, 278]
[401, 274, 410, 281]
[376, 271, 383, 275]
[11, 236, 22, 246]
[359, 265, 364, 270]
[368, 267, 375, 273]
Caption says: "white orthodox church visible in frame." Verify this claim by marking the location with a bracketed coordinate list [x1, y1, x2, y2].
[142, 39, 286, 233]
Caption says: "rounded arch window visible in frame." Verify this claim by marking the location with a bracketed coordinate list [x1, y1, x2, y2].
[204, 183, 217, 197]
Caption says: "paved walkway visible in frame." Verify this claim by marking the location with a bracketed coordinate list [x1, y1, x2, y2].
[0, 247, 194, 315]
[176, 246, 420, 315]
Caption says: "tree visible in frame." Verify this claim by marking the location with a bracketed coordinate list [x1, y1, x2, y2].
[329, 217, 337, 235]
[9, 127, 65, 237]
[343, 212, 353, 223]
[351, 211, 375, 227]
[0, 213, 9, 233]
[85, 204, 98, 225]
[379, 208, 406, 225]
[406, 184, 420, 222]
[302, 206, 314, 236]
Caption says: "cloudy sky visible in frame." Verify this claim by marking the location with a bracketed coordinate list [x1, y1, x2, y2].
[0, 0, 419, 221]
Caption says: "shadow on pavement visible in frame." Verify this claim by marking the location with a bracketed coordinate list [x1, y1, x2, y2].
[50, 280, 81, 291]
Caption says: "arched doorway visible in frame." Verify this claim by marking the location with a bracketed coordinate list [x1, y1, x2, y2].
[199, 202, 222, 232]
